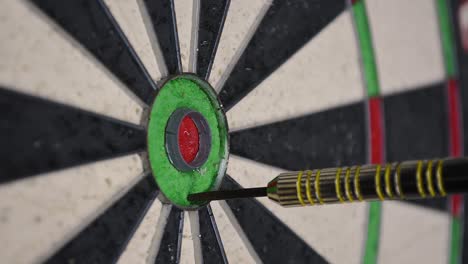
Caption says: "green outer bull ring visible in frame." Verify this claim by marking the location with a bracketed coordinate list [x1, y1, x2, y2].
[146, 74, 229, 209]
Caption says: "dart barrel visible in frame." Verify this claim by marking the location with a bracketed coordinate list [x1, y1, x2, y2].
[266, 158, 468, 207]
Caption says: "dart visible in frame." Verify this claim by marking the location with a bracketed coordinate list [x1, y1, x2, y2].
[189, 157, 468, 207]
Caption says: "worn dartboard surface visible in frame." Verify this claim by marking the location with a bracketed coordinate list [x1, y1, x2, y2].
[1, 0, 468, 263]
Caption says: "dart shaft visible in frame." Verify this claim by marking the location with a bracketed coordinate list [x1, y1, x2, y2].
[188, 187, 267, 201]
[267, 158, 468, 207]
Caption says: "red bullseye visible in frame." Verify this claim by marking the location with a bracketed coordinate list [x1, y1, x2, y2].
[178, 116, 200, 163]
[166, 108, 211, 171]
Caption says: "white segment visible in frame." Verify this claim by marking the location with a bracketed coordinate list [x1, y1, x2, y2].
[147, 204, 173, 263]
[116, 198, 164, 264]
[179, 211, 203, 264]
[179, 212, 193, 264]
[208, 0, 271, 90]
[189, 0, 201, 72]
[104, 0, 166, 82]
[366, 0, 445, 94]
[0, 154, 144, 264]
[192, 211, 204, 263]
[0, 0, 144, 125]
[461, 2, 468, 44]
[227, 155, 367, 264]
[210, 201, 260, 264]
[136, 0, 170, 79]
[378, 202, 450, 264]
[174, 0, 198, 72]
[227, 11, 365, 131]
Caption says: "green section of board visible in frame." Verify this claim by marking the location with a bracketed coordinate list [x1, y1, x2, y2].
[450, 217, 461, 264]
[353, 0, 380, 97]
[147, 76, 228, 207]
[363, 202, 381, 264]
[436, 0, 457, 77]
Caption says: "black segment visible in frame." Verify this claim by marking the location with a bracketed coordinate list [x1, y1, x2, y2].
[219, 0, 345, 110]
[0, 87, 145, 183]
[222, 176, 328, 264]
[401, 199, 447, 212]
[383, 83, 448, 162]
[384, 82, 448, 211]
[197, 0, 230, 79]
[155, 206, 183, 264]
[143, 0, 181, 74]
[230, 102, 367, 170]
[199, 205, 228, 264]
[31, 0, 157, 104]
[46, 174, 158, 263]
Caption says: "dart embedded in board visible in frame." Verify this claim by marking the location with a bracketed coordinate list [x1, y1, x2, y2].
[188, 157, 468, 207]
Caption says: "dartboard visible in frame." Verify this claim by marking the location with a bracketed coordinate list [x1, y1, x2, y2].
[1, 0, 467, 263]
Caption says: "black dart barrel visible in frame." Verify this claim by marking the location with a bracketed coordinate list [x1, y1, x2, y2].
[188, 157, 468, 207]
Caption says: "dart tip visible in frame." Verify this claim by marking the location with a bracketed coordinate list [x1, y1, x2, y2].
[188, 187, 268, 202]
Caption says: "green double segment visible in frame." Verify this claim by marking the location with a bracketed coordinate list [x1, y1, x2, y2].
[353, 0, 379, 97]
[436, 0, 457, 78]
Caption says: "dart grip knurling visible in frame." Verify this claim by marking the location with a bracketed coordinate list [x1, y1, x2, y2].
[266, 158, 468, 207]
